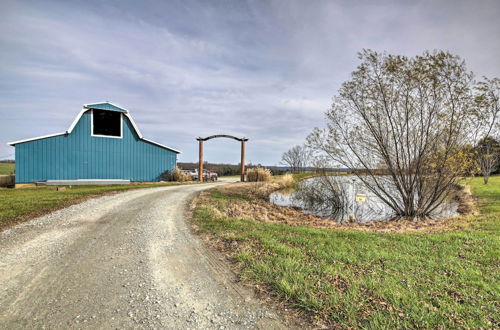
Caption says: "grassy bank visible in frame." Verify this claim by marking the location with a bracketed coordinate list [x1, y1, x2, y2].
[0, 163, 15, 175]
[0, 182, 195, 230]
[192, 176, 500, 328]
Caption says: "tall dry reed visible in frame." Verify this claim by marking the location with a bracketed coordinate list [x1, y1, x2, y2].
[246, 167, 272, 182]
[173, 167, 191, 182]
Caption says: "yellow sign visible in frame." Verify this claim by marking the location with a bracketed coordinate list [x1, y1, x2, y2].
[355, 193, 367, 202]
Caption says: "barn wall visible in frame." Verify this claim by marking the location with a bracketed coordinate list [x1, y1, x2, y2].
[15, 111, 177, 183]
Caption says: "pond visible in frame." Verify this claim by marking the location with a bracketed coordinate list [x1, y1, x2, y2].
[269, 176, 459, 223]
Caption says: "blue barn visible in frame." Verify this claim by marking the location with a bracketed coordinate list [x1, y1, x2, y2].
[8, 102, 180, 184]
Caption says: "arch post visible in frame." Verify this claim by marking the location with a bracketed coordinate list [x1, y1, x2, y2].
[240, 140, 246, 182]
[196, 135, 248, 183]
[198, 140, 203, 182]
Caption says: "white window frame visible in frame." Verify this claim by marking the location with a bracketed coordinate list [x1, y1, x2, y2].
[90, 109, 123, 139]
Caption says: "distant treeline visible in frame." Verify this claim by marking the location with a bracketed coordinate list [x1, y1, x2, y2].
[177, 162, 355, 176]
[0, 160, 15, 163]
[177, 162, 272, 176]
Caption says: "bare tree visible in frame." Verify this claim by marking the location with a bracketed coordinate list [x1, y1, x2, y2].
[308, 50, 491, 220]
[476, 137, 499, 184]
[281, 145, 311, 173]
[474, 78, 500, 183]
[475, 78, 499, 137]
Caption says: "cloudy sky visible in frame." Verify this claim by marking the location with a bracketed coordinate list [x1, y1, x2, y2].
[1, 0, 499, 164]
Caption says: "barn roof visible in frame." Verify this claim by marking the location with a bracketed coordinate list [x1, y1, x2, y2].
[84, 102, 128, 112]
[7, 102, 181, 153]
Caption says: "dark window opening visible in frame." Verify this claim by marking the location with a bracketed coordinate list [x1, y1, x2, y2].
[92, 110, 121, 137]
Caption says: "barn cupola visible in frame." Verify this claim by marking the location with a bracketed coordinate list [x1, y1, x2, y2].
[83, 102, 129, 138]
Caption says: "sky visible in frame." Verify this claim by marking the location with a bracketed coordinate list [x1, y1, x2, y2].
[1, 0, 499, 165]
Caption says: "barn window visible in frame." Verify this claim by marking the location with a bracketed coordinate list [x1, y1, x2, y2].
[92, 110, 122, 138]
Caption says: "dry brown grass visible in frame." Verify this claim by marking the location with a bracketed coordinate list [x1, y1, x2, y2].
[246, 167, 272, 182]
[454, 184, 478, 215]
[279, 173, 294, 187]
[218, 174, 295, 200]
[173, 167, 192, 182]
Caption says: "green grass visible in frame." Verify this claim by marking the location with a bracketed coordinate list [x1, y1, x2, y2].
[290, 171, 349, 182]
[291, 172, 315, 181]
[469, 177, 500, 215]
[211, 190, 251, 201]
[0, 163, 15, 174]
[0, 182, 194, 229]
[193, 176, 500, 328]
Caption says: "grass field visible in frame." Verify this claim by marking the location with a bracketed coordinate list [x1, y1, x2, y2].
[193, 176, 500, 328]
[0, 182, 195, 230]
[0, 163, 15, 175]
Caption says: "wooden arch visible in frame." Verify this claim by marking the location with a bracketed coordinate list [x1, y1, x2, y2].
[196, 135, 248, 182]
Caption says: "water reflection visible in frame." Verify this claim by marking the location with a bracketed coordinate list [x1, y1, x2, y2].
[269, 176, 458, 223]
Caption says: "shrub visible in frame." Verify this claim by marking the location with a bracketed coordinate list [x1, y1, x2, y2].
[173, 167, 191, 182]
[279, 173, 295, 188]
[160, 167, 191, 182]
[248, 173, 296, 199]
[246, 167, 272, 182]
[160, 170, 173, 181]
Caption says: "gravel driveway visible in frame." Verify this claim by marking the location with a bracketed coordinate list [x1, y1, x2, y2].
[0, 181, 291, 329]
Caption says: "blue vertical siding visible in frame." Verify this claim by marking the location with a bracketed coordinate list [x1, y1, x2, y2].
[15, 111, 177, 183]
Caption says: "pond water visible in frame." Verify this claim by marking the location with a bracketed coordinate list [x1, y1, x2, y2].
[269, 176, 459, 223]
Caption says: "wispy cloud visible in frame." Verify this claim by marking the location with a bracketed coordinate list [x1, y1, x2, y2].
[1, 0, 499, 164]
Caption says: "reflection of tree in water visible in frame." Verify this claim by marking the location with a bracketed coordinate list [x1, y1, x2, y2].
[278, 176, 458, 223]
[349, 177, 398, 222]
[294, 170, 465, 223]
[292, 176, 348, 222]
[292, 176, 397, 223]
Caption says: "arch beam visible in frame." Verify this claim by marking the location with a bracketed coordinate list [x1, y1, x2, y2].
[197, 134, 248, 142]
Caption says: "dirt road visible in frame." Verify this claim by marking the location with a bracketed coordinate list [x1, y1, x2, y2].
[0, 181, 291, 329]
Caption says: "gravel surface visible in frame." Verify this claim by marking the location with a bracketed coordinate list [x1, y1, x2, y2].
[0, 180, 292, 329]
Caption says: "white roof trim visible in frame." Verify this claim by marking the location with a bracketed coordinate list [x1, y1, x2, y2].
[67, 108, 87, 134]
[8, 132, 67, 146]
[123, 113, 143, 138]
[8, 104, 181, 153]
[142, 138, 182, 154]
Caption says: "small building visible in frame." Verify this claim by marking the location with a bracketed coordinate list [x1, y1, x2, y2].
[8, 102, 180, 184]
